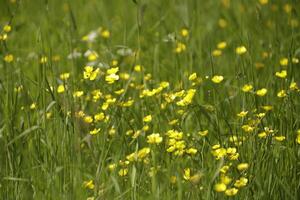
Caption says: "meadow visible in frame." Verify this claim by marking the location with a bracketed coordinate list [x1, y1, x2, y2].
[0, 0, 300, 199]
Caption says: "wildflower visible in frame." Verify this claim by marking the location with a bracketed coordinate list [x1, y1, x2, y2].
[108, 163, 117, 172]
[296, 130, 300, 144]
[214, 183, 227, 192]
[274, 135, 285, 141]
[147, 133, 163, 144]
[84, 116, 93, 123]
[235, 46, 247, 55]
[3, 25, 12, 32]
[175, 42, 186, 53]
[94, 112, 105, 121]
[83, 66, 100, 81]
[186, 148, 197, 155]
[280, 58, 288, 66]
[275, 70, 287, 78]
[176, 89, 196, 106]
[134, 64, 142, 72]
[277, 90, 287, 98]
[237, 163, 249, 171]
[101, 29, 110, 38]
[242, 84, 253, 92]
[73, 91, 84, 98]
[105, 73, 119, 84]
[60, 73, 70, 80]
[221, 175, 232, 185]
[188, 73, 197, 81]
[237, 111, 248, 118]
[212, 49, 222, 57]
[256, 88, 267, 96]
[290, 82, 299, 91]
[242, 125, 254, 132]
[259, 0, 268, 5]
[234, 177, 248, 188]
[83, 180, 94, 190]
[262, 105, 273, 111]
[218, 18, 227, 28]
[30, 103, 37, 110]
[40, 56, 48, 64]
[89, 128, 100, 135]
[198, 130, 208, 136]
[118, 168, 128, 176]
[4, 54, 14, 63]
[183, 168, 191, 180]
[292, 57, 299, 64]
[211, 75, 224, 83]
[170, 176, 177, 184]
[180, 28, 189, 37]
[217, 41, 227, 49]
[143, 115, 152, 122]
[258, 131, 267, 138]
[225, 188, 238, 196]
[57, 85, 65, 93]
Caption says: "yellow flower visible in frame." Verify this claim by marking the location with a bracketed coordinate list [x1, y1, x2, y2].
[237, 163, 249, 171]
[198, 130, 208, 137]
[83, 66, 100, 81]
[73, 91, 84, 98]
[101, 29, 110, 38]
[220, 175, 232, 185]
[188, 73, 197, 81]
[256, 88, 267, 96]
[242, 84, 253, 92]
[242, 125, 254, 133]
[235, 46, 247, 55]
[258, 131, 267, 138]
[108, 163, 117, 172]
[290, 82, 299, 91]
[183, 168, 191, 181]
[118, 168, 128, 176]
[225, 188, 238, 196]
[237, 111, 248, 118]
[60, 72, 70, 80]
[4, 54, 14, 63]
[262, 105, 273, 111]
[89, 128, 100, 135]
[180, 28, 189, 37]
[292, 57, 299, 64]
[57, 84, 65, 93]
[259, 0, 268, 5]
[275, 70, 287, 78]
[217, 41, 227, 49]
[40, 56, 48, 64]
[134, 64, 142, 72]
[218, 18, 227, 28]
[30, 103, 37, 110]
[274, 135, 285, 141]
[176, 89, 196, 106]
[83, 180, 94, 190]
[211, 75, 224, 83]
[175, 42, 186, 53]
[277, 90, 287, 98]
[234, 177, 248, 188]
[280, 58, 288, 66]
[296, 133, 300, 144]
[186, 148, 197, 155]
[214, 183, 227, 192]
[105, 73, 119, 84]
[143, 115, 152, 123]
[212, 49, 222, 57]
[84, 116, 93, 123]
[3, 25, 12, 32]
[147, 133, 163, 144]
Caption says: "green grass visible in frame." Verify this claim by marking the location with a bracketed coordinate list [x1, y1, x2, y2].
[0, 0, 300, 199]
